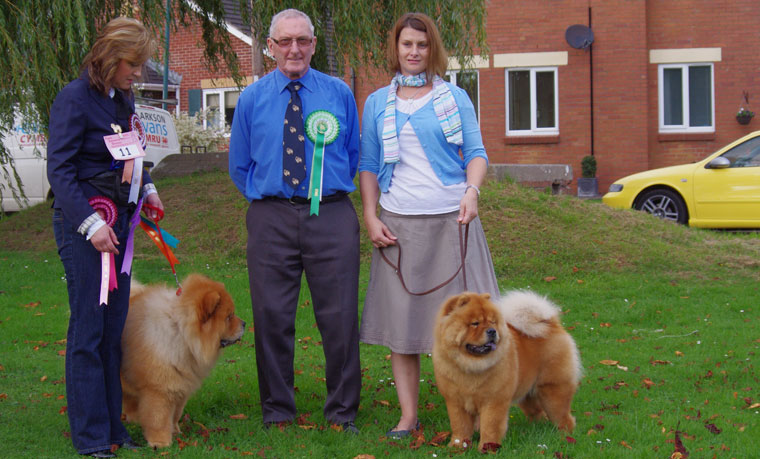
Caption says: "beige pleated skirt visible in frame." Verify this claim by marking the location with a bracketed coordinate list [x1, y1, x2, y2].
[359, 209, 500, 354]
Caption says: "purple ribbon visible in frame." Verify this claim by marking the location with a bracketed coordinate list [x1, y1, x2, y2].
[121, 198, 144, 275]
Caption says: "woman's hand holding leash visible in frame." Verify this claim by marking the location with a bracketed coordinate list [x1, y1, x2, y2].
[365, 214, 397, 249]
[143, 193, 164, 220]
[457, 187, 479, 224]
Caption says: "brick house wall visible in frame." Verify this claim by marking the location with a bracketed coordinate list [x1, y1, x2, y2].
[167, 0, 760, 193]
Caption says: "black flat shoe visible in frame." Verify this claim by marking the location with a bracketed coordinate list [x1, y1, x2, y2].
[87, 451, 116, 458]
[120, 440, 141, 450]
[341, 420, 360, 435]
[385, 420, 420, 439]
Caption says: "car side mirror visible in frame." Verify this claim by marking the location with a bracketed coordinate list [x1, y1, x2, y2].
[706, 157, 730, 169]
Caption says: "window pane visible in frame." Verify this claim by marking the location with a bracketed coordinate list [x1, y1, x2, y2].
[205, 93, 221, 128]
[663, 68, 682, 125]
[688, 66, 711, 127]
[535, 71, 555, 128]
[722, 136, 760, 167]
[509, 71, 530, 130]
[456, 71, 479, 120]
[224, 91, 240, 128]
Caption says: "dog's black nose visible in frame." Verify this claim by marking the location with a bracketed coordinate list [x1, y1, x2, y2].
[486, 328, 496, 338]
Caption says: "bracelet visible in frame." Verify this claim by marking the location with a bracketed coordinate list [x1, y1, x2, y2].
[465, 184, 480, 198]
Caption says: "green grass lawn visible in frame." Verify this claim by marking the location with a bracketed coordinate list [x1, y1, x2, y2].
[1, 171, 759, 458]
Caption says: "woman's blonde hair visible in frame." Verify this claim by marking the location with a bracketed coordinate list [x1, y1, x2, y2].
[82, 17, 156, 95]
[387, 12, 448, 79]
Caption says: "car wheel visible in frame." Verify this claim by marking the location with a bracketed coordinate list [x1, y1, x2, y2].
[634, 189, 688, 224]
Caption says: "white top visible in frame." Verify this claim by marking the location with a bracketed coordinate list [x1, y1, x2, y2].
[379, 91, 467, 215]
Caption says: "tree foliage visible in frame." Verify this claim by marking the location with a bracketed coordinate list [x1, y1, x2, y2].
[240, 0, 489, 77]
[0, 0, 487, 205]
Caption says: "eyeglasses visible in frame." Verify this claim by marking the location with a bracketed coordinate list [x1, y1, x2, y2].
[270, 36, 313, 48]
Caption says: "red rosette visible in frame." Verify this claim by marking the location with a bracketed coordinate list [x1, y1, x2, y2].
[130, 113, 147, 150]
[88, 196, 117, 227]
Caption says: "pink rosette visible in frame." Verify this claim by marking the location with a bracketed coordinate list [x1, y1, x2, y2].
[88, 196, 118, 305]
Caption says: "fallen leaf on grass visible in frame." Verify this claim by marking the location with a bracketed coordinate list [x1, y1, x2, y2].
[0, 393, 7, 400]
[409, 431, 425, 450]
[40, 375, 48, 382]
[672, 427, 689, 458]
[296, 413, 317, 430]
[651, 360, 672, 366]
[704, 423, 721, 434]
[428, 431, 450, 446]
[353, 455, 376, 459]
[747, 403, 760, 409]
[620, 440, 632, 449]
[24, 301, 41, 308]
[59, 406, 67, 415]
[642, 378, 655, 389]
[544, 276, 557, 282]
[565, 436, 576, 443]
[599, 360, 619, 366]
[675, 351, 684, 357]
[229, 414, 247, 420]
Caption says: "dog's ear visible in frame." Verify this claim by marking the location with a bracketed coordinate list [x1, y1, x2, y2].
[440, 293, 471, 316]
[200, 291, 222, 323]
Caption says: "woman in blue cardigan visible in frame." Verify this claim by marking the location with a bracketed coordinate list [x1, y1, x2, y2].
[358, 12, 500, 439]
[47, 17, 163, 457]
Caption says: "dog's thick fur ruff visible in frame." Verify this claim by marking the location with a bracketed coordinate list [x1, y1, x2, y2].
[432, 290, 581, 452]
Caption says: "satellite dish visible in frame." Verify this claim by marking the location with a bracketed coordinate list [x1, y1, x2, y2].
[565, 24, 594, 49]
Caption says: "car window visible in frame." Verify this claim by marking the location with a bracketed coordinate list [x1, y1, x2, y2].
[721, 136, 760, 168]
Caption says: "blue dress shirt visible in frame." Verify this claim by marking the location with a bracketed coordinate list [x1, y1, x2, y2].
[229, 68, 360, 201]
[359, 82, 487, 193]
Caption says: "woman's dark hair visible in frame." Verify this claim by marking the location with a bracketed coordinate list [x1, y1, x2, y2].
[387, 12, 448, 78]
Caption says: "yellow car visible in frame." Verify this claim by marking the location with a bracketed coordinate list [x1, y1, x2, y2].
[602, 131, 760, 228]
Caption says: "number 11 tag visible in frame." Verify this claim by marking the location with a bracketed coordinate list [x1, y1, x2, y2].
[103, 131, 146, 161]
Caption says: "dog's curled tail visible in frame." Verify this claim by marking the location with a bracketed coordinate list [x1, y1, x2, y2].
[497, 290, 562, 338]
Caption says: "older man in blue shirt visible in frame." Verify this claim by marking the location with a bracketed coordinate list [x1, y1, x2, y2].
[229, 8, 361, 433]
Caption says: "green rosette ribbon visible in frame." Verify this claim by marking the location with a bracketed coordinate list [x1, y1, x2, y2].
[305, 110, 340, 216]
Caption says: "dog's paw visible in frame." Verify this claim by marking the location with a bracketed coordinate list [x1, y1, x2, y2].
[480, 442, 501, 453]
[449, 438, 472, 449]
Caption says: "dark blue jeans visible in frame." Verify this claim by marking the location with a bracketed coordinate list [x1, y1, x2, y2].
[53, 208, 133, 454]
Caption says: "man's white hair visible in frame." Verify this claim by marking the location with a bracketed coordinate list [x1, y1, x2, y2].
[269, 9, 315, 38]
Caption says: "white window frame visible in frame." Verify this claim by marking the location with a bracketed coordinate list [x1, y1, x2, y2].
[202, 87, 239, 130]
[445, 69, 480, 121]
[505, 66, 559, 136]
[658, 63, 715, 133]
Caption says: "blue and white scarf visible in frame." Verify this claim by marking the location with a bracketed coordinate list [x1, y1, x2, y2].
[381, 72, 463, 164]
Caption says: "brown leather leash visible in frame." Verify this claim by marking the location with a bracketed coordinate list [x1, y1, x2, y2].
[378, 223, 469, 296]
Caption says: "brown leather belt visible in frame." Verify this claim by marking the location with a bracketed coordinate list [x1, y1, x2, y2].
[379, 223, 469, 296]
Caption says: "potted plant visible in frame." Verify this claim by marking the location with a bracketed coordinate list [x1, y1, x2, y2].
[577, 155, 598, 197]
[737, 91, 754, 125]
[737, 108, 754, 125]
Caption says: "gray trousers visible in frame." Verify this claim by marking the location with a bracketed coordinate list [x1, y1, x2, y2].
[246, 195, 361, 424]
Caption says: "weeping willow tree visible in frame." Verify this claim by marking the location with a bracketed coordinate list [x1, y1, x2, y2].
[0, 0, 488, 207]
[242, 0, 489, 78]
[0, 0, 243, 207]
